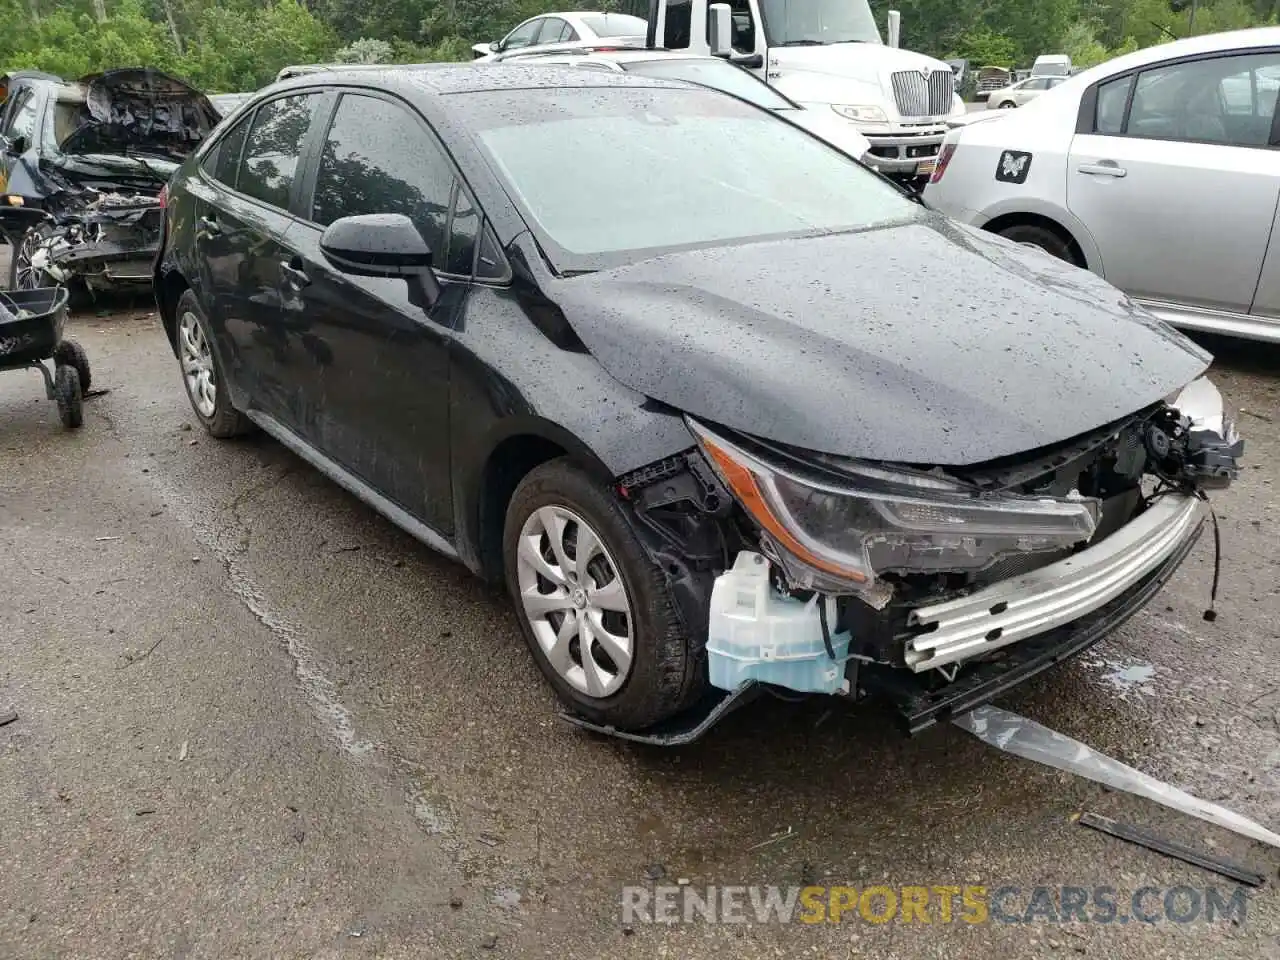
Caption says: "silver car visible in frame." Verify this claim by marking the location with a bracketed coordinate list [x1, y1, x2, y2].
[987, 75, 1068, 109]
[924, 26, 1280, 344]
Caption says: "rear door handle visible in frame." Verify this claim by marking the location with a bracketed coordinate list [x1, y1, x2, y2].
[198, 215, 221, 236]
[280, 259, 311, 289]
[1077, 161, 1127, 178]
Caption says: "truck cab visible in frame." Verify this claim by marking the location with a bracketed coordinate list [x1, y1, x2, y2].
[628, 0, 964, 185]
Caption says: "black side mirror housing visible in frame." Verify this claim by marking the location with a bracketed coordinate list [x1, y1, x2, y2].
[4, 134, 25, 155]
[320, 213, 441, 309]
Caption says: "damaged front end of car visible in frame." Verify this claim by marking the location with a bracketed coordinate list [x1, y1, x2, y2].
[1, 68, 216, 296]
[568, 377, 1243, 744]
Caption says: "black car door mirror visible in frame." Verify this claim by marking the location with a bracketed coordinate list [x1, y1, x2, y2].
[320, 213, 442, 308]
[3, 134, 24, 155]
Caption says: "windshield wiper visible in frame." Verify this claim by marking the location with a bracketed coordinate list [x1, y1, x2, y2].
[776, 39, 824, 46]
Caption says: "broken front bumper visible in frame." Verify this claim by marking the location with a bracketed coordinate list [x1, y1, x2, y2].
[867, 504, 1204, 733]
[905, 494, 1203, 671]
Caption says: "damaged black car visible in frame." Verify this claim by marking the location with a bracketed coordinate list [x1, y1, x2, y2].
[155, 66, 1244, 742]
[0, 67, 218, 297]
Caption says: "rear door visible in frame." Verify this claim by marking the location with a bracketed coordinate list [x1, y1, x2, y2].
[185, 90, 329, 426]
[283, 90, 471, 534]
[1067, 50, 1280, 313]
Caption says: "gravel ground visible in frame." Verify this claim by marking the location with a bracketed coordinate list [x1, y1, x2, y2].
[1, 301, 1279, 959]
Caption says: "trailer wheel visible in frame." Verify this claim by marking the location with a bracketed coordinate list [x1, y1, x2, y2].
[53, 338, 91, 393]
[54, 363, 83, 429]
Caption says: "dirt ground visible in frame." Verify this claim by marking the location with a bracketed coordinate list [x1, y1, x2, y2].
[2, 302, 1279, 959]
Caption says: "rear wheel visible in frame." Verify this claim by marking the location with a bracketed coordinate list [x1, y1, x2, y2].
[503, 458, 706, 731]
[998, 100, 1016, 109]
[995, 223, 1078, 265]
[175, 289, 252, 438]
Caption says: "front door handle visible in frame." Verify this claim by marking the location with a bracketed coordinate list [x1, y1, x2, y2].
[280, 259, 311, 289]
[1077, 161, 1127, 178]
[198, 215, 221, 236]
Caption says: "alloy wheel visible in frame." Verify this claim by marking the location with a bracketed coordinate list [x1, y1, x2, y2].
[13, 228, 48, 290]
[178, 310, 217, 418]
[515, 504, 634, 698]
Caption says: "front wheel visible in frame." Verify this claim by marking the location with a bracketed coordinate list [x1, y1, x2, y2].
[10, 223, 54, 290]
[998, 100, 1016, 109]
[503, 458, 706, 731]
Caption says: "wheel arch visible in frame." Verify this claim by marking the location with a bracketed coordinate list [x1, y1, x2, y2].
[978, 199, 1103, 273]
[156, 267, 190, 354]
[459, 418, 619, 583]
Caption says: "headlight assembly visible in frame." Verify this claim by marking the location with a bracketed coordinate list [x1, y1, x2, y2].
[831, 103, 889, 123]
[688, 420, 1101, 603]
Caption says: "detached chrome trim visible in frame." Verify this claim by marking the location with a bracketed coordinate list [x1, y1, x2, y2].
[905, 494, 1202, 671]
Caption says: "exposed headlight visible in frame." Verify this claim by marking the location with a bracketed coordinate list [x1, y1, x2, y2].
[831, 103, 888, 123]
[689, 420, 1100, 604]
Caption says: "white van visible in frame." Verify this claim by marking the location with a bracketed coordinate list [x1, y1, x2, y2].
[1031, 54, 1072, 78]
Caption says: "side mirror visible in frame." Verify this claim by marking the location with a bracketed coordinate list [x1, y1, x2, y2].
[320, 213, 441, 309]
[730, 52, 764, 69]
[708, 3, 732, 58]
[6, 134, 24, 155]
[490, 40, 502, 53]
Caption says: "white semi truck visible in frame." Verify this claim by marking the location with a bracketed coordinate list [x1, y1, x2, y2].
[630, 0, 965, 184]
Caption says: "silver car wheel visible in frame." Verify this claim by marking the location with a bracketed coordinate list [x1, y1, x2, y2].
[515, 504, 634, 698]
[14, 227, 48, 290]
[178, 310, 217, 418]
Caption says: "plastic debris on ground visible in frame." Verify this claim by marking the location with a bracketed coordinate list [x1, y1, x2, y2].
[954, 704, 1280, 849]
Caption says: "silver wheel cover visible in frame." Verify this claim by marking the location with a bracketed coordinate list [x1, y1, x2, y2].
[178, 310, 217, 418]
[515, 504, 634, 698]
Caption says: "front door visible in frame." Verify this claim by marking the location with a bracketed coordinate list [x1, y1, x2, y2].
[1067, 50, 1280, 313]
[285, 90, 470, 535]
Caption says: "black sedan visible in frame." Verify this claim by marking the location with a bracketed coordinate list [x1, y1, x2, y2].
[155, 65, 1240, 737]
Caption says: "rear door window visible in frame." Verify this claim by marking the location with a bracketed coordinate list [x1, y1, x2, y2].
[201, 112, 252, 187]
[309, 93, 461, 272]
[237, 93, 322, 209]
[1096, 52, 1280, 147]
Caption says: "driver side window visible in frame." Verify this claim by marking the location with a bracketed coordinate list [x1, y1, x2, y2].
[503, 18, 542, 51]
[3, 88, 38, 149]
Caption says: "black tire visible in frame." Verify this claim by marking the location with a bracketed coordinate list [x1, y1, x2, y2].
[9, 223, 53, 291]
[995, 223, 1078, 265]
[54, 363, 82, 429]
[53, 338, 90, 393]
[174, 288, 252, 438]
[503, 458, 706, 731]
[998, 100, 1016, 109]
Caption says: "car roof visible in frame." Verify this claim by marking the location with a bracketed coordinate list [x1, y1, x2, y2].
[274, 62, 685, 97]
[1077, 25, 1280, 79]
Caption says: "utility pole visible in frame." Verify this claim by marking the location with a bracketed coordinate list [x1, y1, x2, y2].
[1189, 0, 1198, 32]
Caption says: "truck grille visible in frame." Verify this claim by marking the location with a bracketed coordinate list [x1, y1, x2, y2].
[891, 70, 954, 117]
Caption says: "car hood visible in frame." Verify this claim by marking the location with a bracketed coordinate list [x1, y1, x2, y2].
[769, 43, 955, 108]
[782, 107, 871, 158]
[547, 217, 1210, 466]
[59, 68, 219, 164]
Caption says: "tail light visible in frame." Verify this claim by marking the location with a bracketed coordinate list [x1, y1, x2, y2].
[158, 184, 168, 209]
[930, 143, 956, 184]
